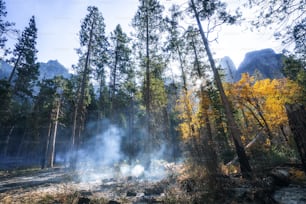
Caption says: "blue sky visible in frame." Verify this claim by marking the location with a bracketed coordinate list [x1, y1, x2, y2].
[5, 0, 284, 69]
[6, 0, 139, 68]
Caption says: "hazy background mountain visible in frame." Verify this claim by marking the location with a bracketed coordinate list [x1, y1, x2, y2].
[38, 60, 71, 80]
[0, 60, 71, 81]
[220, 48, 284, 82]
[220, 56, 237, 83]
[1, 48, 284, 84]
[0, 60, 12, 79]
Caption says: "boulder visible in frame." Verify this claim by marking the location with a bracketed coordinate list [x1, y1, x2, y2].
[78, 197, 90, 204]
[270, 168, 291, 186]
[126, 190, 137, 197]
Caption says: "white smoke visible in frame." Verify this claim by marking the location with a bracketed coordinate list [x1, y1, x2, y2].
[131, 164, 145, 177]
[119, 163, 130, 177]
[72, 123, 175, 182]
[97, 125, 122, 166]
[74, 125, 123, 182]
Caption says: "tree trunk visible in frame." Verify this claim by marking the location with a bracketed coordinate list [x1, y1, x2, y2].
[191, 32, 219, 178]
[190, 0, 252, 178]
[128, 95, 135, 163]
[17, 130, 27, 157]
[47, 99, 60, 168]
[110, 49, 118, 119]
[145, 0, 152, 158]
[192, 35, 219, 175]
[253, 101, 273, 141]
[280, 125, 289, 142]
[42, 120, 52, 169]
[3, 126, 14, 157]
[241, 108, 249, 128]
[190, 34, 202, 78]
[71, 17, 95, 169]
[176, 44, 187, 90]
[285, 103, 306, 173]
[226, 129, 263, 166]
[200, 88, 219, 189]
[70, 101, 78, 169]
[8, 53, 21, 83]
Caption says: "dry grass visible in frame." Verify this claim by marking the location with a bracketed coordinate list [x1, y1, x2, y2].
[0, 188, 110, 204]
[160, 162, 226, 204]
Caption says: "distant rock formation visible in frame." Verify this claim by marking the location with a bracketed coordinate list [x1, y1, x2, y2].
[234, 48, 284, 81]
[38, 60, 70, 80]
[0, 60, 12, 79]
[0, 59, 70, 81]
[220, 56, 236, 83]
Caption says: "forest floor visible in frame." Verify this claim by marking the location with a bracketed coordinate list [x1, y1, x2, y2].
[0, 163, 306, 204]
[0, 164, 176, 204]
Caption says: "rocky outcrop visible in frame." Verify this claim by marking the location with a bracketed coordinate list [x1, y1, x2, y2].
[234, 48, 284, 81]
[38, 60, 70, 80]
[0, 59, 71, 81]
[220, 56, 236, 83]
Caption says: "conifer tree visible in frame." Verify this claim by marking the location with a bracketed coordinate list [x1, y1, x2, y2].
[165, 5, 188, 90]
[9, 16, 39, 100]
[0, 0, 15, 53]
[33, 77, 66, 168]
[189, 0, 252, 178]
[33, 79, 56, 168]
[109, 24, 132, 121]
[0, 0, 16, 146]
[71, 6, 108, 167]
[1, 16, 39, 155]
[246, 0, 305, 53]
[132, 0, 167, 156]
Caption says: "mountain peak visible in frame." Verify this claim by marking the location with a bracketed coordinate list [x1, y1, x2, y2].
[47, 59, 59, 64]
[235, 48, 283, 81]
[244, 48, 275, 59]
[0, 59, 71, 81]
[220, 56, 236, 83]
[39, 60, 70, 80]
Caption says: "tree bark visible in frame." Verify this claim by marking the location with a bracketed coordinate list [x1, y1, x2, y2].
[3, 126, 14, 157]
[110, 49, 118, 119]
[42, 120, 52, 169]
[8, 53, 22, 83]
[77, 20, 94, 145]
[192, 35, 219, 175]
[145, 0, 152, 158]
[47, 99, 60, 168]
[176, 44, 187, 90]
[285, 103, 306, 173]
[70, 101, 78, 169]
[71, 17, 95, 169]
[190, 0, 252, 178]
[200, 88, 219, 189]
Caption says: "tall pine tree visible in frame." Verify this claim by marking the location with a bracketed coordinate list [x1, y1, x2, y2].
[132, 0, 167, 157]
[0, 0, 15, 53]
[71, 6, 108, 167]
[189, 0, 252, 178]
[109, 24, 132, 121]
[9, 16, 39, 100]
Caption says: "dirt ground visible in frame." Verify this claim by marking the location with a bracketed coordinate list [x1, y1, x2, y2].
[0, 167, 171, 204]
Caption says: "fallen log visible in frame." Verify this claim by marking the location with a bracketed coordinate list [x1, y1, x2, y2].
[226, 130, 263, 166]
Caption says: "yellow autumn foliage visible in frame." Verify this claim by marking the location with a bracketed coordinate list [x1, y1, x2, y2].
[253, 77, 301, 129]
[225, 73, 302, 133]
[176, 89, 200, 140]
[176, 87, 216, 141]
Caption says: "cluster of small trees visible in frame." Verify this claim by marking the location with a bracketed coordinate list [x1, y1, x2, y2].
[0, 0, 305, 181]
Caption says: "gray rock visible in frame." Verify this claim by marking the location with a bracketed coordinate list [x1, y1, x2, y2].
[235, 48, 284, 81]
